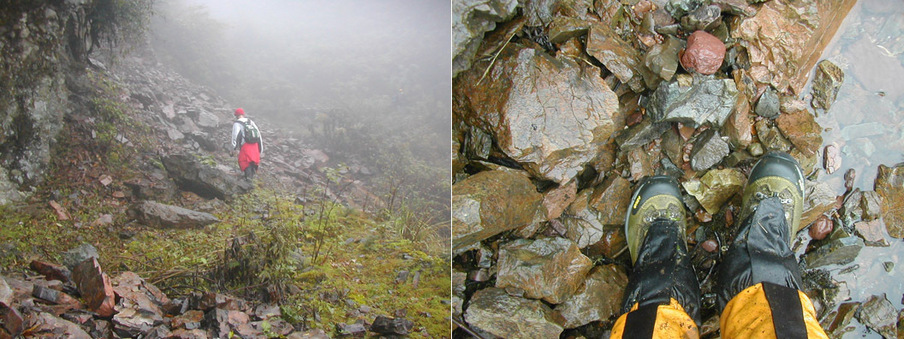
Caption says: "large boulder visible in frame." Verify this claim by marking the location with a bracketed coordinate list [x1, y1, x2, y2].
[464, 288, 563, 338]
[162, 154, 252, 200]
[134, 200, 220, 229]
[454, 48, 620, 184]
[452, 170, 542, 254]
[495, 237, 593, 304]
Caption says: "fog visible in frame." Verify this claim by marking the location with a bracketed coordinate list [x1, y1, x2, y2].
[149, 0, 451, 221]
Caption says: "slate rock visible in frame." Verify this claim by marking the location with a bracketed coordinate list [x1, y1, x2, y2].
[803, 235, 863, 268]
[776, 108, 822, 157]
[854, 219, 889, 247]
[72, 257, 116, 318]
[452, 170, 542, 254]
[26, 312, 91, 338]
[543, 180, 578, 220]
[644, 36, 685, 85]
[161, 154, 252, 200]
[682, 168, 745, 215]
[680, 30, 725, 75]
[286, 329, 330, 339]
[802, 180, 837, 232]
[645, 75, 739, 127]
[370, 315, 414, 335]
[337, 322, 367, 337]
[554, 264, 628, 328]
[811, 60, 844, 110]
[135, 200, 219, 229]
[29, 260, 71, 283]
[690, 129, 730, 171]
[62, 243, 99, 270]
[681, 6, 722, 32]
[755, 87, 780, 118]
[495, 237, 593, 304]
[857, 294, 897, 339]
[875, 164, 904, 238]
[464, 288, 563, 339]
[586, 22, 646, 91]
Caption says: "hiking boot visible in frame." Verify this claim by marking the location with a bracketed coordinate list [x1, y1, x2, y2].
[625, 176, 686, 264]
[738, 151, 805, 239]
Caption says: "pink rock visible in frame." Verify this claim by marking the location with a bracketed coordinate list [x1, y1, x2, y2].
[809, 215, 833, 240]
[680, 31, 726, 75]
[701, 239, 719, 253]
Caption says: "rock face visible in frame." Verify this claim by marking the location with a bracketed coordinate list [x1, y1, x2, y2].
[731, 0, 857, 94]
[455, 48, 620, 184]
[464, 288, 564, 338]
[495, 237, 593, 304]
[451, 0, 519, 78]
[554, 265, 628, 328]
[134, 200, 220, 229]
[875, 164, 904, 238]
[645, 75, 739, 127]
[162, 154, 252, 200]
[680, 31, 726, 75]
[452, 170, 542, 253]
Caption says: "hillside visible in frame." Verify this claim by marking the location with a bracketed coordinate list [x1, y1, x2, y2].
[0, 2, 450, 338]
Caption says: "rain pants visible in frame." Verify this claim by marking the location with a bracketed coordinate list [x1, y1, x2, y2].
[232, 117, 263, 171]
[611, 197, 828, 339]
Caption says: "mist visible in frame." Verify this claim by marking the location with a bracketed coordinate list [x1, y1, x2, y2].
[149, 0, 451, 221]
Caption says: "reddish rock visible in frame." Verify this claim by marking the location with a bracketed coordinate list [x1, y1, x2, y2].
[543, 180, 578, 220]
[680, 31, 726, 75]
[855, 219, 890, 247]
[0, 304, 23, 337]
[776, 108, 823, 157]
[29, 261, 71, 283]
[809, 215, 833, 240]
[701, 240, 719, 253]
[49, 200, 70, 221]
[172, 310, 204, 330]
[72, 258, 116, 318]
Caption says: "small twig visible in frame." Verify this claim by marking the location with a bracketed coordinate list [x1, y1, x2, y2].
[477, 29, 518, 86]
[452, 317, 486, 339]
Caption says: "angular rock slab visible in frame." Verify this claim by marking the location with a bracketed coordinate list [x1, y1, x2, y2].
[464, 288, 563, 339]
[811, 60, 844, 110]
[776, 108, 823, 157]
[454, 47, 619, 184]
[690, 129, 730, 171]
[857, 294, 897, 339]
[452, 170, 542, 254]
[645, 75, 739, 128]
[875, 164, 904, 238]
[555, 264, 628, 328]
[451, 0, 519, 77]
[26, 312, 91, 339]
[72, 257, 116, 318]
[732, 0, 856, 94]
[683, 168, 745, 215]
[587, 22, 646, 91]
[112, 272, 168, 337]
[802, 180, 836, 232]
[803, 235, 863, 268]
[162, 154, 252, 201]
[135, 200, 219, 229]
[495, 237, 593, 304]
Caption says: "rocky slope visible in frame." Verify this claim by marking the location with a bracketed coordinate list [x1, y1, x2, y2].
[453, 0, 904, 337]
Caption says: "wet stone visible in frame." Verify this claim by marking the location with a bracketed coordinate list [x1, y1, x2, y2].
[755, 117, 792, 153]
[452, 170, 542, 254]
[554, 265, 628, 328]
[561, 192, 605, 249]
[803, 235, 864, 268]
[586, 22, 646, 91]
[680, 6, 722, 32]
[370, 315, 413, 335]
[802, 181, 837, 231]
[755, 87, 780, 119]
[543, 180, 578, 220]
[72, 257, 116, 318]
[682, 168, 745, 215]
[860, 191, 882, 221]
[644, 37, 684, 85]
[857, 294, 897, 339]
[588, 176, 633, 226]
[645, 75, 739, 127]
[721, 100, 752, 149]
[776, 108, 822, 157]
[28, 312, 91, 338]
[547, 16, 589, 44]
[464, 288, 563, 339]
[811, 60, 844, 110]
[808, 215, 833, 241]
[690, 129, 729, 171]
[62, 243, 99, 270]
[29, 261, 71, 283]
[628, 146, 657, 181]
[822, 301, 859, 337]
[680, 30, 725, 75]
[614, 118, 670, 150]
[823, 144, 841, 174]
[495, 237, 593, 304]
[875, 164, 904, 238]
[855, 219, 889, 247]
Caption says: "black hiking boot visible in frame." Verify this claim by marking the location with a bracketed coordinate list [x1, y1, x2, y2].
[622, 176, 701, 326]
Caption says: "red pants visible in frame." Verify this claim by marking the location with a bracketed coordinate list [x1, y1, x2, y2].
[238, 142, 260, 171]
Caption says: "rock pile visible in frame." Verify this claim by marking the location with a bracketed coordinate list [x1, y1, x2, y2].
[452, 0, 902, 337]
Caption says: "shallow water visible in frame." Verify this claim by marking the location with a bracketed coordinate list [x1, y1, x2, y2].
[803, 0, 904, 337]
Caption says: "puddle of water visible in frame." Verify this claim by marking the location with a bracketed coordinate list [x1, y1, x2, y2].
[798, 0, 904, 337]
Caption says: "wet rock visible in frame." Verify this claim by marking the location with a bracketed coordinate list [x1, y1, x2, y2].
[169, 328, 209, 338]
[588, 176, 633, 226]
[875, 164, 904, 238]
[701, 239, 719, 253]
[841, 190, 864, 226]
[721, 100, 753, 149]
[495, 237, 593, 304]
[755, 119, 792, 153]
[645, 75, 739, 127]
[860, 191, 882, 221]
[0, 302, 23, 337]
[561, 192, 605, 249]
[161, 154, 252, 201]
[253, 303, 281, 320]
[134, 200, 219, 229]
[811, 60, 844, 110]
[711, 0, 756, 17]
[680, 31, 725, 75]
[690, 129, 729, 171]
[171, 310, 204, 330]
[823, 144, 841, 174]
[776, 108, 822, 157]
[821, 301, 859, 337]
[0, 277, 11, 307]
[454, 48, 620, 184]
[461, 126, 492, 161]
[808, 215, 833, 241]
[451, 0, 519, 77]
[125, 178, 177, 202]
[747, 142, 764, 157]
[548, 17, 589, 44]
[142, 325, 173, 339]
[29, 260, 71, 283]
[72, 257, 116, 318]
[111, 272, 167, 337]
[203, 309, 230, 338]
[464, 288, 563, 338]
[855, 219, 889, 247]
[586, 22, 646, 91]
[732, 0, 857, 94]
[628, 146, 658, 181]
[754, 87, 780, 119]
[27, 312, 91, 338]
[337, 322, 367, 337]
[802, 181, 836, 231]
[803, 235, 863, 268]
[682, 168, 745, 215]
[62, 243, 99, 270]
[543, 180, 578, 220]
[857, 294, 897, 339]
[370, 315, 413, 335]
[680, 6, 722, 32]
[554, 265, 628, 328]
[614, 118, 670, 150]
[644, 37, 684, 85]
[452, 170, 542, 254]
[32, 285, 79, 306]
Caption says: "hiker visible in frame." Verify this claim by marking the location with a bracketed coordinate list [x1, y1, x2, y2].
[231, 108, 263, 180]
[610, 152, 828, 338]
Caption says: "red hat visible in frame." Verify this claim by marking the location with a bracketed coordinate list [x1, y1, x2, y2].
[234, 108, 245, 116]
